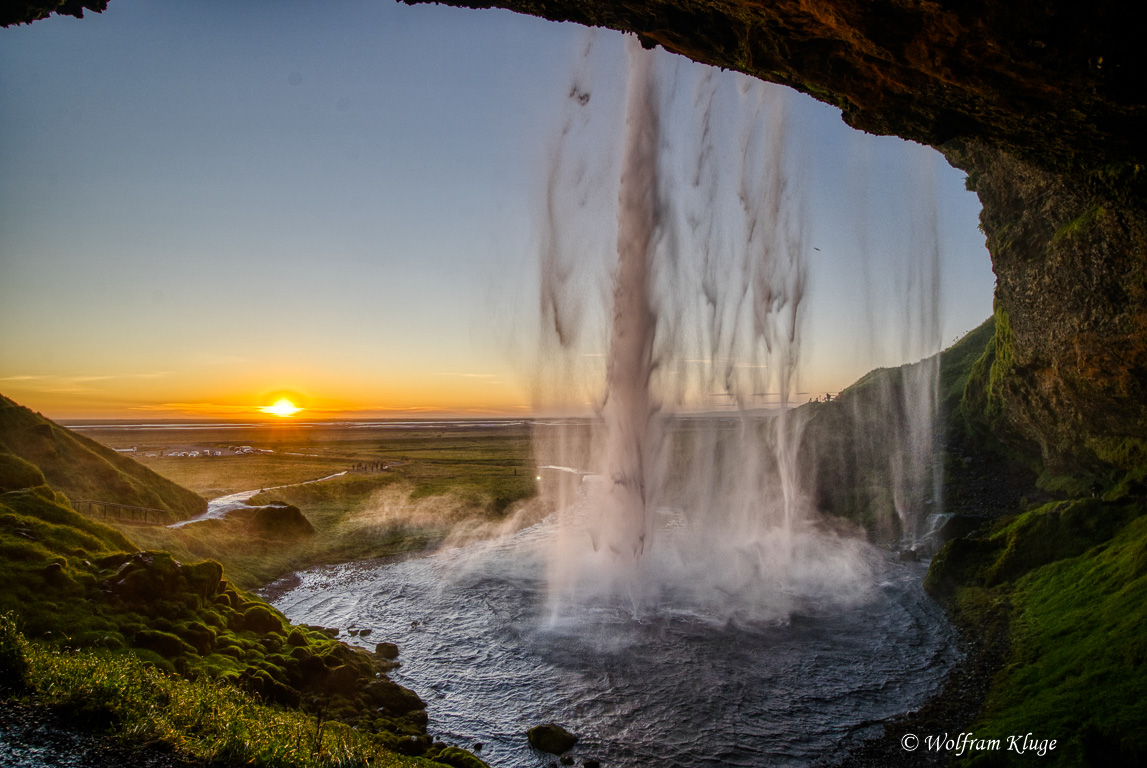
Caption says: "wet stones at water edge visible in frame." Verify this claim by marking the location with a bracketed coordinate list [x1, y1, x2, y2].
[528, 722, 578, 754]
[374, 641, 400, 660]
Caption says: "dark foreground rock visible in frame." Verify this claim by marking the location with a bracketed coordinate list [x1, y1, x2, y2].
[528, 722, 578, 754]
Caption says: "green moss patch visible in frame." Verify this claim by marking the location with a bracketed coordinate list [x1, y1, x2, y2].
[927, 499, 1147, 765]
[2, 613, 437, 768]
[0, 486, 455, 760]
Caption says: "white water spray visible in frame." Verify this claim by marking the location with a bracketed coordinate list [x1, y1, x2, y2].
[535, 37, 875, 621]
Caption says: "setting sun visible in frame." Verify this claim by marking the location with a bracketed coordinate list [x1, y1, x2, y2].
[260, 398, 302, 417]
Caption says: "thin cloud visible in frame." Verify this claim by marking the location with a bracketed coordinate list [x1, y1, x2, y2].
[132, 403, 253, 414]
[198, 354, 250, 366]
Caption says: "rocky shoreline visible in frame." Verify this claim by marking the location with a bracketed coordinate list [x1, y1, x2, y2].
[825, 584, 1009, 767]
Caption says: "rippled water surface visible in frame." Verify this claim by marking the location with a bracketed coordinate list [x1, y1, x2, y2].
[271, 521, 957, 767]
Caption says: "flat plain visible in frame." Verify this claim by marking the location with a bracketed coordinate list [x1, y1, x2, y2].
[69, 420, 540, 589]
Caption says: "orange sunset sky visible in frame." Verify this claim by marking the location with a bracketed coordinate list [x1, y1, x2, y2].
[0, 2, 994, 422]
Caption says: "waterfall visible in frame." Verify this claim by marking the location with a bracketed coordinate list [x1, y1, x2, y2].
[534, 34, 943, 620]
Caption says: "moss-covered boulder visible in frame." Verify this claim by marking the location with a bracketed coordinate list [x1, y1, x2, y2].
[366, 678, 426, 715]
[0, 452, 46, 493]
[435, 746, 491, 768]
[246, 503, 316, 540]
[527, 723, 578, 754]
[241, 604, 284, 634]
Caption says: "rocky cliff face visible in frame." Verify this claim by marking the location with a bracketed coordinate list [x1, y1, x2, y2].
[417, 0, 1146, 472]
[1, 1, 106, 27]
[947, 141, 1146, 471]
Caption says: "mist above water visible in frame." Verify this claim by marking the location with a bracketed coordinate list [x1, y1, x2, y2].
[534, 35, 944, 621]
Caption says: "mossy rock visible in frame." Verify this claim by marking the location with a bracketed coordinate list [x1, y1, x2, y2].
[325, 663, 362, 696]
[0, 452, 46, 493]
[134, 629, 195, 659]
[435, 746, 490, 768]
[247, 503, 316, 540]
[242, 604, 283, 634]
[181, 560, 223, 599]
[365, 678, 426, 715]
[174, 621, 215, 655]
[239, 667, 302, 707]
[527, 723, 578, 754]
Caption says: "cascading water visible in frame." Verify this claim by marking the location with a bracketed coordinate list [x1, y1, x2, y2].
[821, 145, 945, 550]
[271, 32, 958, 768]
[595, 42, 660, 563]
[536, 37, 876, 621]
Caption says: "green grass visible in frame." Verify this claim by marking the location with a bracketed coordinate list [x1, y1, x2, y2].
[0, 484, 454, 760]
[2, 612, 433, 768]
[939, 317, 997, 413]
[961, 307, 1016, 433]
[926, 498, 1147, 766]
[100, 425, 541, 589]
[976, 514, 1147, 765]
[0, 395, 206, 522]
[126, 464, 540, 589]
[140, 453, 360, 499]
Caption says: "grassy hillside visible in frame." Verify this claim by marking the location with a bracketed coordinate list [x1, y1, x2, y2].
[0, 395, 206, 523]
[925, 497, 1147, 765]
[0, 429, 486, 768]
[915, 317, 1147, 766]
[1, 614, 433, 768]
[795, 319, 998, 542]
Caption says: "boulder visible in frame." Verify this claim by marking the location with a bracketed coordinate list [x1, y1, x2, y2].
[182, 560, 224, 600]
[365, 678, 426, 715]
[374, 641, 400, 660]
[242, 604, 284, 634]
[527, 723, 578, 755]
[325, 663, 361, 696]
[434, 746, 490, 768]
[246, 503, 316, 540]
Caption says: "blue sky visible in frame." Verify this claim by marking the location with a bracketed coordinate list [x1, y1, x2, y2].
[0, 0, 994, 418]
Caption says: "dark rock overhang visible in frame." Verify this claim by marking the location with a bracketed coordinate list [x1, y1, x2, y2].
[409, 0, 1145, 175]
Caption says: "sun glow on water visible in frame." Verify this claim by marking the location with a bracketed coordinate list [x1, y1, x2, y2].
[260, 398, 302, 417]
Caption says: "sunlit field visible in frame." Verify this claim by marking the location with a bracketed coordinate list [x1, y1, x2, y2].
[74, 421, 540, 589]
